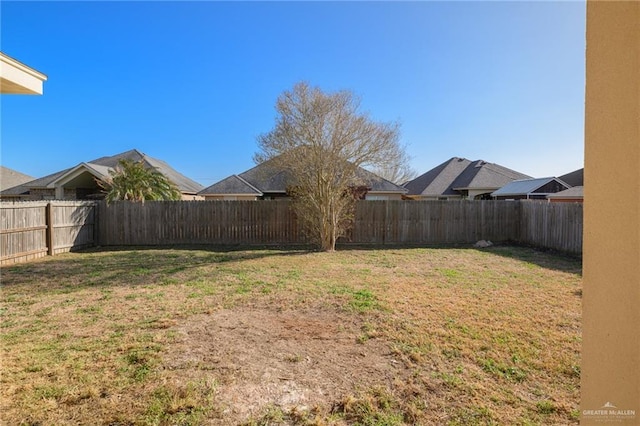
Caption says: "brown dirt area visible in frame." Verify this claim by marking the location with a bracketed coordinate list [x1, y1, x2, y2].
[164, 306, 403, 424]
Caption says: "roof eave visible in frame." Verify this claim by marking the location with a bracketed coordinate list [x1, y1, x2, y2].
[0, 52, 48, 95]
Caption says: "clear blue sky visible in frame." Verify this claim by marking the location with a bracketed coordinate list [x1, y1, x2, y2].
[1, 1, 586, 187]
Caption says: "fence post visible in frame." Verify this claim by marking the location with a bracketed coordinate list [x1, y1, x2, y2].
[46, 202, 54, 256]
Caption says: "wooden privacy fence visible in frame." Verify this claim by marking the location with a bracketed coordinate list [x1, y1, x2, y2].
[98, 200, 582, 254]
[0, 199, 582, 265]
[0, 201, 97, 265]
[98, 200, 300, 246]
[350, 200, 521, 245]
[519, 201, 583, 254]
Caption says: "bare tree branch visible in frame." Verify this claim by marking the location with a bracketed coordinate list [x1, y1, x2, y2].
[256, 82, 411, 251]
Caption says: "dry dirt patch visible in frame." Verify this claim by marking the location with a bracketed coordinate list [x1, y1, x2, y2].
[164, 306, 403, 423]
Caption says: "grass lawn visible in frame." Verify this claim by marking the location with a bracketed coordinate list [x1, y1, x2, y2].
[0, 245, 581, 425]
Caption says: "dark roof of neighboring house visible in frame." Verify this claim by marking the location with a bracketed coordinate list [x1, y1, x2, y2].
[558, 168, 584, 187]
[199, 155, 407, 196]
[0, 166, 35, 194]
[201, 175, 262, 195]
[404, 157, 531, 197]
[0, 149, 204, 196]
[491, 177, 569, 197]
[547, 186, 584, 199]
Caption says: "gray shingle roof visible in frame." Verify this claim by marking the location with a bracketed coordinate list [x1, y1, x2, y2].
[547, 186, 584, 199]
[558, 168, 584, 187]
[452, 161, 531, 189]
[404, 157, 471, 196]
[199, 175, 262, 195]
[404, 157, 531, 197]
[199, 155, 407, 196]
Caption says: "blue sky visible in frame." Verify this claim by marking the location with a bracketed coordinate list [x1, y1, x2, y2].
[1, 1, 586, 187]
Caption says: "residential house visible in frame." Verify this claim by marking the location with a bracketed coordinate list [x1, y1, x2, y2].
[491, 177, 571, 200]
[546, 168, 583, 202]
[198, 156, 407, 200]
[0, 149, 204, 201]
[403, 157, 531, 200]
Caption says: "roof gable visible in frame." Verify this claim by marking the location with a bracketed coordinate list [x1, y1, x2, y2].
[1, 149, 204, 195]
[492, 177, 570, 197]
[404, 157, 531, 197]
[199, 175, 262, 195]
[404, 157, 471, 196]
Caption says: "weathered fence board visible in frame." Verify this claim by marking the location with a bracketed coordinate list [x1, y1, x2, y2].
[0, 201, 97, 265]
[519, 201, 583, 254]
[98, 200, 301, 246]
[0, 202, 48, 264]
[349, 200, 521, 245]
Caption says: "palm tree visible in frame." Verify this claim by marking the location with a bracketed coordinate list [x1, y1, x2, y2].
[97, 159, 181, 202]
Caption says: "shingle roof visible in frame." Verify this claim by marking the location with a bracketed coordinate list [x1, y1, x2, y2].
[0, 149, 204, 196]
[0, 166, 35, 193]
[0, 168, 69, 196]
[199, 155, 407, 196]
[452, 161, 531, 189]
[356, 167, 408, 193]
[238, 159, 291, 194]
[547, 186, 584, 199]
[558, 168, 584, 187]
[404, 157, 531, 197]
[403, 157, 471, 196]
[199, 175, 262, 195]
[491, 177, 566, 197]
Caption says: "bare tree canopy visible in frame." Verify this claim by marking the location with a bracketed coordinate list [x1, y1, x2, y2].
[97, 159, 181, 203]
[369, 150, 418, 186]
[256, 82, 410, 251]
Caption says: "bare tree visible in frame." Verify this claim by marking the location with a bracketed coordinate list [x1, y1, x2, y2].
[369, 149, 418, 186]
[256, 82, 410, 251]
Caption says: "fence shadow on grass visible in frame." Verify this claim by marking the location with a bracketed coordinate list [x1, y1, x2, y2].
[0, 245, 314, 294]
[473, 244, 582, 275]
[338, 242, 582, 275]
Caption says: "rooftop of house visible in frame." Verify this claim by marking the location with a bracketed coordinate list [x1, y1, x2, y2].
[404, 157, 531, 196]
[0, 166, 35, 193]
[0, 149, 204, 196]
[199, 155, 407, 196]
[491, 177, 570, 197]
[558, 168, 584, 187]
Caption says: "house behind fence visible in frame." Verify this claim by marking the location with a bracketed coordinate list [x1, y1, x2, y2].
[0, 200, 583, 266]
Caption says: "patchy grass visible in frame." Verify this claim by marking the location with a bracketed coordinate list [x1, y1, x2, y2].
[0, 246, 581, 425]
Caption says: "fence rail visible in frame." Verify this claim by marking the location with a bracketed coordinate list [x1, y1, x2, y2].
[0, 199, 583, 265]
